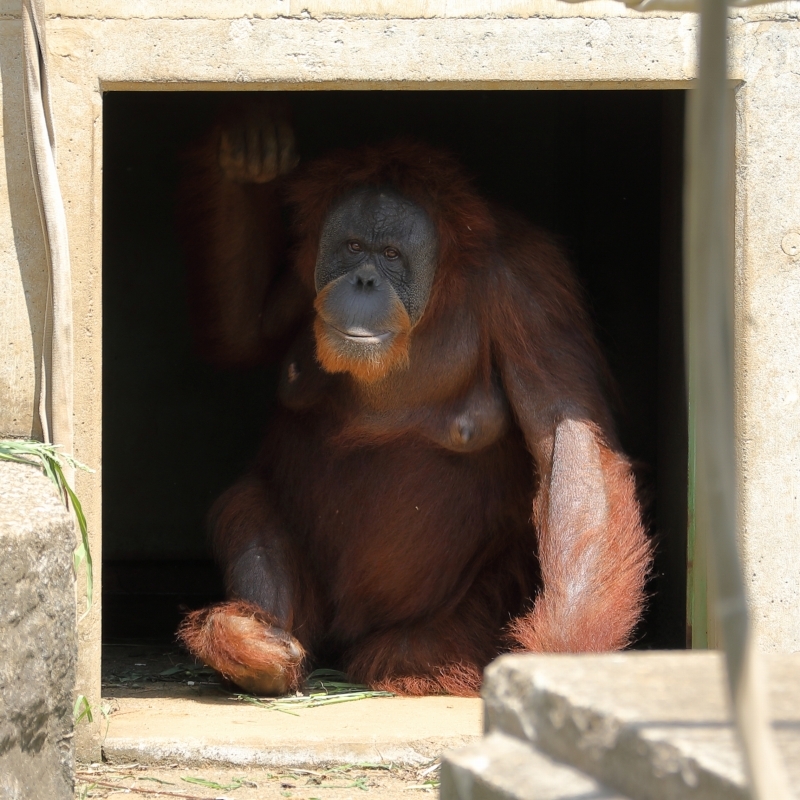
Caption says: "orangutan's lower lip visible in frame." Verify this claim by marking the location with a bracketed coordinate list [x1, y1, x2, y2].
[329, 324, 393, 344]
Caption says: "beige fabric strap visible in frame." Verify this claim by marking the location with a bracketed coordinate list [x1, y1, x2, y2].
[22, 0, 74, 481]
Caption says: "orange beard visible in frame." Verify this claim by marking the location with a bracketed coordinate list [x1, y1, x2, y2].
[313, 287, 412, 383]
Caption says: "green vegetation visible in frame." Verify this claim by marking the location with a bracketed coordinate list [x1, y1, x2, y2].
[236, 669, 394, 715]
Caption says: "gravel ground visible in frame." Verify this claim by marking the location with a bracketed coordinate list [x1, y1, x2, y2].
[75, 761, 440, 799]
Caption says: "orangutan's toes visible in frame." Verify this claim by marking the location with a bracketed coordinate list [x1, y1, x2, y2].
[179, 601, 305, 696]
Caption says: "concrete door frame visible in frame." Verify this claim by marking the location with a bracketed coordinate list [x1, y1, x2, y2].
[2, 1, 800, 760]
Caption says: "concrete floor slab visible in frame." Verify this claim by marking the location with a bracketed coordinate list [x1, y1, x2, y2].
[100, 644, 481, 768]
[103, 690, 482, 768]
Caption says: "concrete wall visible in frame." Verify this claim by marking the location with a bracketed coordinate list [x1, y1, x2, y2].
[1, 0, 799, 758]
[734, 14, 800, 652]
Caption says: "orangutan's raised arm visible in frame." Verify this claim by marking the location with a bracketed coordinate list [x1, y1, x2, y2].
[178, 101, 309, 367]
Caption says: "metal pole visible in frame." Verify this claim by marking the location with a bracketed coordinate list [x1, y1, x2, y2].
[685, 0, 792, 795]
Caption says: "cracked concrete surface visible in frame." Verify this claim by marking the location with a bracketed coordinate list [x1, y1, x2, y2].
[0, 461, 76, 800]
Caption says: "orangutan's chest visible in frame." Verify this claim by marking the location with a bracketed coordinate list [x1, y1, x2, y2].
[278, 317, 511, 452]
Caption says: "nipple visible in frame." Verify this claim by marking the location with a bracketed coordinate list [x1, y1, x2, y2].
[451, 415, 475, 446]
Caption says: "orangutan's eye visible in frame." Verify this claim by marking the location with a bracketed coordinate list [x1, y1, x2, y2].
[384, 247, 400, 260]
[347, 240, 363, 253]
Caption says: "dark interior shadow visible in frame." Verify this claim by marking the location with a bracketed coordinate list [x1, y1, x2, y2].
[102, 90, 687, 650]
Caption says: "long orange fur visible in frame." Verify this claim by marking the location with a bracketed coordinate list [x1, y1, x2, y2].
[178, 127, 652, 698]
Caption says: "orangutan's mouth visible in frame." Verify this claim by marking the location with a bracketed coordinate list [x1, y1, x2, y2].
[328, 323, 394, 344]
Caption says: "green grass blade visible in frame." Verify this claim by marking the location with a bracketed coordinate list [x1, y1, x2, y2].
[73, 694, 93, 724]
[182, 776, 244, 791]
[64, 477, 93, 612]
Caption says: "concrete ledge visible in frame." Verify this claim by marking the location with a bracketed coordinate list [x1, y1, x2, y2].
[474, 652, 800, 800]
[0, 460, 77, 800]
[103, 690, 482, 768]
[441, 731, 626, 800]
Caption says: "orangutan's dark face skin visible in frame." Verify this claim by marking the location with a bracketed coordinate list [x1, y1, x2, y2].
[312, 188, 438, 381]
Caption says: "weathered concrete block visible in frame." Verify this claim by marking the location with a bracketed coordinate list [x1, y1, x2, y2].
[0, 460, 76, 800]
[478, 652, 800, 800]
[441, 731, 626, 800]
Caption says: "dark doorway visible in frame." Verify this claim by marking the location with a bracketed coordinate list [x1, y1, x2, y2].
[102, 90, 687, 650]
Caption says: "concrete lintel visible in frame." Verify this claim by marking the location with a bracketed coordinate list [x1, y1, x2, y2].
[0, 0, 796, 23]
[0, 0, 675, 22]
[98, 80, 697, 91]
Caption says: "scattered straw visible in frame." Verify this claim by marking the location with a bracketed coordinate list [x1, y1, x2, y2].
[235, 669, 394, 714]
[75, 774, 210, 799]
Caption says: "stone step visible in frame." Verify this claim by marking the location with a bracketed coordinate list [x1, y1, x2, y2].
[445, 651, 800, 800]
[102, 689, 482, 768]
[442, 731, 626, 800]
